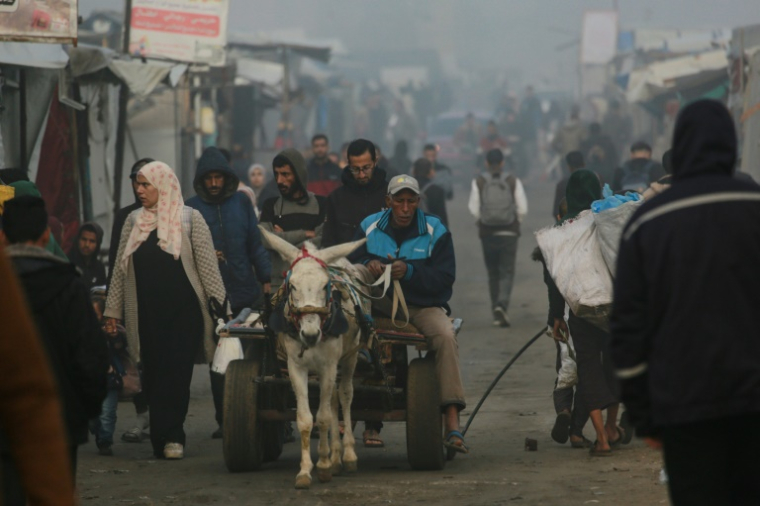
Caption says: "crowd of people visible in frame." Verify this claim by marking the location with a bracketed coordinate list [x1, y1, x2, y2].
[1, 91, 759, 504]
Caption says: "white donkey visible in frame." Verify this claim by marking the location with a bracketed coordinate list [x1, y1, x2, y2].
[260, 228, 366, 489]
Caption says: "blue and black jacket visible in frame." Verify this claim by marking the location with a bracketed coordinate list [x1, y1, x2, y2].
[187, 147, 271, 310]
[350, 208, 455, 312]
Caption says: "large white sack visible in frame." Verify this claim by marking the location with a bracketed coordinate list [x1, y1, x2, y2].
[593, 200, 643, 276]
[535, 210, 613, 328]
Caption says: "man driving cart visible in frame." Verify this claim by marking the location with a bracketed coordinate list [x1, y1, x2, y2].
[349, 175, 468, 454]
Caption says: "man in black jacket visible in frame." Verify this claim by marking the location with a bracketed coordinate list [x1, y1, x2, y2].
[68, 222, 106, 290]
[323, 138, 388, 247]
[611, 100, 760, 506]
[2, 196, 108, 490]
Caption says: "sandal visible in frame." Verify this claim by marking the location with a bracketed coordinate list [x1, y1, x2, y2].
[589, 441, 612, 457]
[551, 412, 571, 444]
[363, 429, 384, 448]
[570, 436, 593, 449]
[443, 430, 469, 454]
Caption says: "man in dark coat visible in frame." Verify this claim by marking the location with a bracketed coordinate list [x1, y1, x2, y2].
[611, 100, 760, 505]
[323, 138, 388, 247]
[412, 157, 448, 228]
[68, 222, 106, 290]
[2, 196, 108, 495]
[260, 148, 327, 289]
[186, 146, 272, 438]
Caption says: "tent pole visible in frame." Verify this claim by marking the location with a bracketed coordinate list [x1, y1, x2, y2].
[112, 0, 132, 216]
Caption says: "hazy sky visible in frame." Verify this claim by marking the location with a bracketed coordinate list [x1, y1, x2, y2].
[81, 0, 760, 85]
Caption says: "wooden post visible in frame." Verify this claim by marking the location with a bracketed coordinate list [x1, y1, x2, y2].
[112, 0, 132, 216]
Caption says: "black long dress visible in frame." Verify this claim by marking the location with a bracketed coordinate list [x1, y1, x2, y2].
[133, 230, 203, 457]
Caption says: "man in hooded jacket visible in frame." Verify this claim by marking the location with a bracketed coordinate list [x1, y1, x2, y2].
[68, 222, 106, 290]
[611, 99, 760, 505]
[322, 138, 388, 247]
[259, 148, 327, 289]
[186, 146, 272, 438]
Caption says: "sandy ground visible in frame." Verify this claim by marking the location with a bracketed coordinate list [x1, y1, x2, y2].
[77, 179, 669, 505]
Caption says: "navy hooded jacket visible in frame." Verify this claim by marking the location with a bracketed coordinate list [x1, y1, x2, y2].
[611, 100, 760, 435]
[349, 208, 456, 312]
[186, 147, 271, 309]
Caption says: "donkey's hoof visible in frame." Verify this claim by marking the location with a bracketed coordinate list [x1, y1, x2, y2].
[344, 460, 358, 474]
[316, 467, 332, 483]
[331, 462, 343, 476]
[295, 474, 312, 489]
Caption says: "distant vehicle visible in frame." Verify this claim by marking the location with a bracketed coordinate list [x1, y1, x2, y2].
[425, 111, 492, 173]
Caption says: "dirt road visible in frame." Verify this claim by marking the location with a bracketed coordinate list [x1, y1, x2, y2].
[78, 180, 668, 505]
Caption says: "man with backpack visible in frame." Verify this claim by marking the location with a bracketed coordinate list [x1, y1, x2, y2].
[612, 141, 666, 193]
[468, 149, 528, 327]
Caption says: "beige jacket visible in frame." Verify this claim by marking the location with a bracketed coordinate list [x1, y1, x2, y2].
[105, 207, 228, 364]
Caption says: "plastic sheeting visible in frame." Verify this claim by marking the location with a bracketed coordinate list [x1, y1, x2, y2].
[0, 41, 68, 69]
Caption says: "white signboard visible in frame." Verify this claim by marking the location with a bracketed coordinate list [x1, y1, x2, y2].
[0, 0, 77, 44]
[580, 10, 618, 65]
[129, 0, 228, 66]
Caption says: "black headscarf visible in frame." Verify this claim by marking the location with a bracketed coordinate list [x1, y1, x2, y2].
[564, 170, 602, 222]
[671, 100, 736, 181]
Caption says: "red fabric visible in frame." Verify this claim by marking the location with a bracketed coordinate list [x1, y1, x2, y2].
[36, 90, 79, 251]
[307, 180, 340, 197]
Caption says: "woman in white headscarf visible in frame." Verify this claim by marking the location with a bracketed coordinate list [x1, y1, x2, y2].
[105, 161, 228, 460]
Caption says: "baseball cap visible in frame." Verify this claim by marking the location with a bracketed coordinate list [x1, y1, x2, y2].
[387, 175, 420, 195]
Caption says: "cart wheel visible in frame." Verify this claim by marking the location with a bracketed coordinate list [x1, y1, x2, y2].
[262, 421, 285, 462]
[406, 354, 446, 470]
[223, 359, 263, 472]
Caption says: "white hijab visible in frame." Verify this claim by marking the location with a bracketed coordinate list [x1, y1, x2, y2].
[122, 161, 184, 268]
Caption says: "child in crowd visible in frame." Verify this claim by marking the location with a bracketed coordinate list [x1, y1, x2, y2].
[90, 289, 127, 456]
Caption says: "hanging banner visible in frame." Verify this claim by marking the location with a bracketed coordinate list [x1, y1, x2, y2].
[129, 0, 228, 66]
[580, 10, 618, 65]
[0, 0, 78, 44]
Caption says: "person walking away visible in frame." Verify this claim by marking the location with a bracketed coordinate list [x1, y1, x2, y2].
[386, 99, 417, 154]
[519, 86, 543, 177]
[350, 175, 468, 453]
[612, 141, 666, 193]
[413, 158, 449, 228]
[0, 246, 77, 506]
[259, 149, 327, 290]
[548, 170, 623, 456]
[468, 149, 528, 327]
[68, 222, 106, 290]
[89, 289, 127, 456]
[323, 139, 388, 248]
[105, 161, 229, 460]
[454, 112, 482, 171]
[7, 181, 67, 260]
[107, 158, 155, 445]
[580, 123, 618, 186]
[306, 134, 343, 197]
[552, 151, 585, 218]
[2, 196, 108, 498]
[611, 100, 760, 505]
[389, 140, 413, 175]
[423, 144, 454, 200]
[187, 147, 272, 439]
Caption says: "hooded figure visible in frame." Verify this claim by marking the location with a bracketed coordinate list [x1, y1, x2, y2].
[68, 222, 106, 290]
[564, 170, 602, 222]
[186, 147, 271, 311]
[611, 100, 760, 503]
[259, 148, 327, 288]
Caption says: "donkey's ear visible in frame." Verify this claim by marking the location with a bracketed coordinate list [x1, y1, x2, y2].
[259, 226, 300, 263]
[317, 238, 367, 265]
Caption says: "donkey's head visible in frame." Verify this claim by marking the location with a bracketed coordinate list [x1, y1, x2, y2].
[259, 227, 365, 348]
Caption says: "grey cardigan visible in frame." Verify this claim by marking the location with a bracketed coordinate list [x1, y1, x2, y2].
[105, 207, 228, 364]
